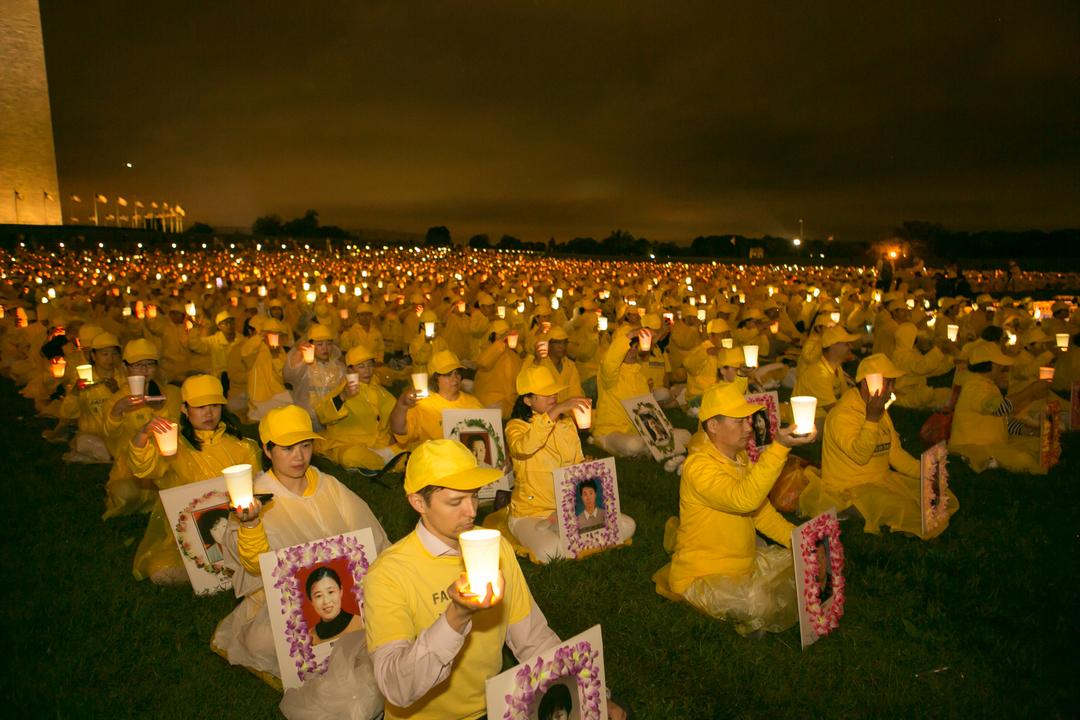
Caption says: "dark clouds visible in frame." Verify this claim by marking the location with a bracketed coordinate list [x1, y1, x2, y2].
[40, 1, 1080, 242]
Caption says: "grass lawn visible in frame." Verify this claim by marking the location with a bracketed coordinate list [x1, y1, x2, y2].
[3, 375, 1078, 719]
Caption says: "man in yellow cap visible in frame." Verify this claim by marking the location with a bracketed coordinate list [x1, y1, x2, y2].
[58, 331, 125, 463]
[186, 310, 238, 384]
[521, 325, 584, 402]
[391, 350, 483, 449]
[285, 323, 346, 430]
[241, 318, 292, 421]
[472, 318, 523, 418]
[949, 342, 1048, 473]
[804, 354, 958, 538]
[364, 439, 626, 720]
[653, 383, 815, 635]
[341, 302, 385, 360]
[144, 300, 193, 382]
[316, 344, 401, 470]
[793, 324, 860, 420]
[682, 318, 732, 412]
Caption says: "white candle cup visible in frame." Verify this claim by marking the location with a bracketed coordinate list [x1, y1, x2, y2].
[1006, 332, 1017, 346]
[76, 364, 94, 383]
[459, 528, 501, 596]
[947, 324, 959, 342]
[790, 396, 818, 435]
[597, 316, 609, 332]
[864, 373, 884, 396]
[663, 312, 674, 324]
[456, 300, 466, 313]
[906, 299, 916, 309]
[50, 358, 67, 379]
[572, 399, 593, 429]
[639, 329, 653, 352]
[506, 332, 519, 349]
[536, 341, 549, 358]
[127, 374, 146, 396]
[153, 421, 179, 456]
[302, 345, 316, 364]
[742, 344, 759, 368]
[267, 333, 280, 348]
[411, 372, 429, 399]
[1040, 366, 1055, 381]
[185, 302, 197, 317]
[1056, 333, 1070, 350]
[346, 372, 360, 386]
[424, 321, 436, 339]
[770, 322, 780, 334]
[696, 309, 707, 322]
[830, 311, 841, 324]
[721, 338, 734, 350]
[496, 305, 506, 319]
[223, 463, 254, 510]
[339, 308, 349, 319]
[147, 305, 158, 319]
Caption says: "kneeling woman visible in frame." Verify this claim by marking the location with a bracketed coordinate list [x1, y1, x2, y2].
[507, 366, 636, 563]
[653, 384, 814, 636]
[212, 404, 389, 686]
[128, 375, 260, 585]
[316, 344, 401, 470]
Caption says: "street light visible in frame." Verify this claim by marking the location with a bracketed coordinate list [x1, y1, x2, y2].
[793, 238, 802, 247]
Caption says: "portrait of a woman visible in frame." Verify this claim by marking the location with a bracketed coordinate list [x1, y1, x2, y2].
[305, 565, 363, 645]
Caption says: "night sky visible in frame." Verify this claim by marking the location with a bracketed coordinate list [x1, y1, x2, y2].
[39, 1, 1080, 243]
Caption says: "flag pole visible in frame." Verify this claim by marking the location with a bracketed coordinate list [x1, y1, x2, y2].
[42, 191, 47, 221]
[13, 191, 19, 224]
[93, 195, 99, 226]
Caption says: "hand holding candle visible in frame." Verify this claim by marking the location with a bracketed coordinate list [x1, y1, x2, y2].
[153, 420, 179, 456]
[223, 463, 254, 510]
[301, 343, 316, 364]
[458, 528, 502, 597]
[411, 372, 429, 399]
[790, 396, 818, 435]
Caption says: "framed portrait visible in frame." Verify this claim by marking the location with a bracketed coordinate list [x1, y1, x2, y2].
[553, 457, 624, 559]
[160, 476, 234, 596]
[744, 391, 779, 462]
[619, 394, 683, 462]
[920, 442, 950, 537]
[443, 408, 512, 500]
[486, 624, 608, 720]
[1040, 399, 1062, 470]
[258, 528, 379, 689]
[792, 510, 846, 649]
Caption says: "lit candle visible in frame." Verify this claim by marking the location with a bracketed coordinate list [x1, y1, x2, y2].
[50, 357, 67, 379]
[742, 344, 759, 368]
[1039, 366, 1055, 381]
[153, 421, 179, 456]
[339, 309, 349, 319]
[496, 305, 506, 319]
[770, 321, 780, 334]
[1056, 333, 1069, 350]
[76, 364, 94, 383]
[663, 312, 674, 323]
[947, 324, 959, 342]
[424, 322, 436, 339]
[696, 309, 706, 322]
[223, 463, 254, 509]
[1006, 332, 1017, 346]
[185, 302, 197, 317]
[721, 338, 734, 350]
[572, 399, 592, 429]
[267, 333, 280, 348]
[597, 316, 609, 332]
[302, 345, 315, 364]
[906, 299, 915, 309]
[506, 332, 518, 349]
[459, 528, 502, 596]
[864, 373, 883, 396]
[884, 392, 897, 410]
[456, 300, 466, 313]
[411, 372, 429, 399]
[830, 311, 841, 324]
[346, 372, 360, 387]
[127, 374, 146, 396]
[790, 396, 818, 435]
[147, 305, 158, 319]
[639, 329, 653, 352]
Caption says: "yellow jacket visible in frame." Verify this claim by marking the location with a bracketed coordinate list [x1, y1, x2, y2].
[793, 356, 846, 417]
[667, 321, 703, 371]
[521, 355, 584, 402]
[241, 336, 287, 405]
[821, 388, 920, 492]
[318, 380, 397, 453]
[507, 413, 584, 518]
[341, 324, 385, 361]
[594, 333, 650, 437]
[187, 330, 237, 378]
[144, 316, 191, 380]
[669, 441, 793, 594]
[394, 391, 483, 449]
[473, 340, 522, 418]
[683, 340, 720, 399]
[949, 374, 1008, 449]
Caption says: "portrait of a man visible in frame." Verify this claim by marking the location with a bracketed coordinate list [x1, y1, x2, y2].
[575, 478, 606, 534]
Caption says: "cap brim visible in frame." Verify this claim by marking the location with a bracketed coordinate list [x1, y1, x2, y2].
[269, 430, 324, 446]
[431, 363, 464, 374]
[525, 381, 567, 396]
[703, 400, 764, 421]
[411, 466, 503, 494]
[184, 393, 228, 407]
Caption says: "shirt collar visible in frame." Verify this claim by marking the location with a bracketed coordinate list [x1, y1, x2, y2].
[416, 521, 460, 557]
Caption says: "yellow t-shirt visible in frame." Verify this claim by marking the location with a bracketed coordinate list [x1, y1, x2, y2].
[394, 392, 484, 449]
[507, 413, 584, 518]
[363, 532, 532, 720]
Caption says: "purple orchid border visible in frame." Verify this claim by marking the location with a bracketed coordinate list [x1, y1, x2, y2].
[270, 534, 371, 683]
[501, 640, 604, 720]
[558, 458, 621, 558]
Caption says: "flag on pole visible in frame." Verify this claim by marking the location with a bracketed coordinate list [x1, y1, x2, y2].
[174, 205, 186, 217]
[70, 217, 79, 223]
[14, 190, 23, 200]
[150, 201, 159, 209]
[44, 191, 55, 201]
[163, 202, 171, 210]
[96, 194, 108, 203]
[105, 214, 115, 221]
[118, 215, 129, 222]
[117, 197, 128, 207]
[134, 200, 144, 208]
[71, 194, 82, 203]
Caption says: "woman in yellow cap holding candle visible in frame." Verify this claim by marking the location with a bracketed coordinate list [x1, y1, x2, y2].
[889, 322, 955, 409]
[505, 365, 634, 563]
[316, 344, 401, 471]
[682, 319, 732, 412]
[652, 383, 815, 635]
[949, 342, 1048, 473]
[522, 326, 585, 403]
[472, 319, 523, 419]
[55, 332, 126, 463]
[127, 374, 260, 585]
[793, 325, 860, 421]
[241, 318, 292, 421]
[186, 310, 239, 382]
[285, 323, 346, 430]
[213, 404, 389, 686]
[390, 350, 483, 450]
[102, 339, 183, 518]
[407, 309, 449, 374]
[805, 354, 958, 538]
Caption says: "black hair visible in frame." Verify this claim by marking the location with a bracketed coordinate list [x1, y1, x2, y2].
[577, 477, 600, 497]
[968, 361, 993, 374]
[430, 369, 461, 393]
[196, 507, 231, 546]
[537, 683, 573, 720]
[261, 440, 277, 470]
[40, 335, 68, 362]
[980, 325, 1004, 343]
[305, 566, 342, 599]
[510, 393, 534, 421]
[180, 406, 245, 452]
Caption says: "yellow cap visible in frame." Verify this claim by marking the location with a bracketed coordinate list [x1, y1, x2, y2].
[355, 303, 375, 314]
[642, 313, 663, 331]
[345, 345, 376, 365]
[476, 291, 495, 305]
[420, 309, 438, 323]
[718, 348, 744, 368]
[404, 439, 503, 495]
[214, 310, 233, 326]
[490, 319, 510, 336]
[516, 365, 567, 396]
[706, 318, 729, 334]
[822, 325, 860, 348]
[268, 299, 285, 309]
[430, 350, 464, 375]
[700, 383, 763, 421]
[855, 354, 906, 382]
[123, 338, 159, 364]
[308, 324, 334, 342]
[546, 326, 569, 341]
[89, 332, 120, 350]
[78, 324, 104, 346]
[258, 404, 323, 446]
[970, 343, 1015, 366]
[263, 318, 288, 334]
[181, 374, 227, 407]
